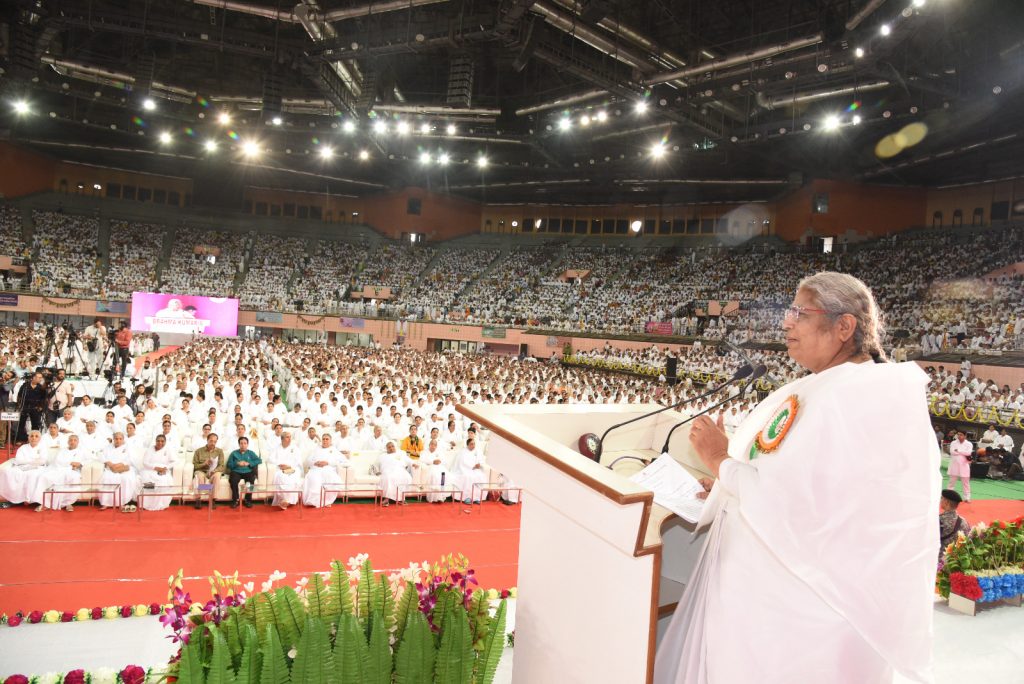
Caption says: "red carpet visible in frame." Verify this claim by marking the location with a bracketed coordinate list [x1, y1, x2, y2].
[957, 498, 1024, 526]
[0, 502, 520, 615]
[133, 346, 179, 371]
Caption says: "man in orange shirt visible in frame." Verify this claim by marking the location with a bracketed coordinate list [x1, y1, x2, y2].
[114, 323, 133, 381]
[400, 424, 424, 461]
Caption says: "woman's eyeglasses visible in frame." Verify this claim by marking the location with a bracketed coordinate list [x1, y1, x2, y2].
[783, 305, 830, 321]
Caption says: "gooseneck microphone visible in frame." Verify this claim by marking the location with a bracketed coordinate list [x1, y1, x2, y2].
[660, 364, 768, 454]
[593, 363, 754, 461]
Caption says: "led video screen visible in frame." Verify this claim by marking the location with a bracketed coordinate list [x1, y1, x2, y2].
[130, 292, 239, 337]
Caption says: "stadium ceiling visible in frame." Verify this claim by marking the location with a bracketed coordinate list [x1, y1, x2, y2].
[2, 0, 1023, 206]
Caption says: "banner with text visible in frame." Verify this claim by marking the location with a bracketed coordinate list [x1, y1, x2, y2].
[644, 321, 674, 335]
[131, 292, 238, 337]
[340, 317, 365, 329]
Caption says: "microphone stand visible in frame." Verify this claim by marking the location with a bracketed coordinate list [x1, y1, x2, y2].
[661, 365, 767, 453]
[594, 364, 753, 461]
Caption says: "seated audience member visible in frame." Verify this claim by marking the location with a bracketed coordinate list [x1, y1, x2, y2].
[0, 431, 48, 508]
[270, 431, 304, 509]
[33, 434, 88, 512]
[192, 432, 225, 509]
[421, 439, 452, 503]
[99, 432, 140, 512]
[450, 436, 488, 504]
[226, 436, 261, 508]
[939, 489, 971, 562]
[379, 440, 417, 506]
[301, 433, 347, 508]
[140, 434, 175, 511]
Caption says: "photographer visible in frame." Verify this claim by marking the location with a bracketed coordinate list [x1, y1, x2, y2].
[82, 319, 107, 375]
[0, 370, 14, 448]
[16, 371, 48, 442]
[114, 323, 132, 380]
[47, 368, 75, 424]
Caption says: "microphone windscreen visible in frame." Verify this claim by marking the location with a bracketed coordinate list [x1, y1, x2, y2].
[731, 364, 754, 381]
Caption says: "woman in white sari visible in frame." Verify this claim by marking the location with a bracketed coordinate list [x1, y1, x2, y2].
[0, 431, 48, 506]
[99, 432, 140, 511]
[33, 434, 88, 511]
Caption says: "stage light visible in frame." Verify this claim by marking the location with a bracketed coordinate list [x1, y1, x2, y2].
[396, 121, 410, 135]
[438, 152, 449, 165]
[12, 100, 30, 115]
[580, 114, 591, 127]
[419, 151, 431, 164]
[358, 149, 370, 160]
[635, 100, 648, 114]
[204, 140, 218, 152]
[852, 114, 862, 125]
[558, 117, 572, 131]
[630, 220, 642, 233]
[823, 114, 841, 131]
[596, 110, 608, 122]
[159, 131, 173, 144]
[409, 233, 416, 243]
[142, 98, 156, 111]
[218, 112, 231, 125]
[476, 156, 488, 168]
[271, 116, 283, 126]
[912, 0, 925, 7]
[242, 140, 260, 157]
[511, 220, 519, 227]
[342, 120, 356, 133]
[420, 122, 431, 134]
[93, 183, 102, 191]
[534, 219, 543, 229]
[879, 24, 891, 36]
[373, 120, 387, 135]
[650, 142, 666, 158]
[855, 47, 865, 59]
[319, 146, 334, 160]
[446, 123, 457, 135]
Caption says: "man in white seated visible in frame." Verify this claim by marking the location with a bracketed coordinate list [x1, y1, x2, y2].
[351, 417, 371, 446]
[270, 431, 304, 509]
[78, 420, 110, 462]
[301, 433, 348, 507]
[139, 434, 175, 510]
[421, 439, 452, 502]
[111, 394, 134, 431]
[0, 430, 48, 507]
[334, 423, 354, 460]
[33, 434, 88, 512]
[99, 432, 140, 511]
[379, 440, 417, 506]
[450, 436, 488, 504]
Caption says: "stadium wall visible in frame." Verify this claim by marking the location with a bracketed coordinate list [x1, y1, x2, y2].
[0, 141, 57, 198]
[773, 179, 927, 240]
[926, 178, 1023, 228]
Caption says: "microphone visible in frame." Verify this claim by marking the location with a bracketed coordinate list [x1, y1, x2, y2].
[660, 364, 767, 453]
[723, 340, 782, 387]
[593, 363, 754, 461]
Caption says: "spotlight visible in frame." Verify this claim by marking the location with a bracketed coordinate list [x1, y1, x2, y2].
[879, 24, 891, 36]
[852, 114, 862, 125]
[420, 122, 431, 134]
[438, 152, 449, 165]
[204, 140, 218, 152]
[650, 142, 666, 158]
[93, 183, 102, 191]
[635, 100, 648, 114]
[823, 114, 841, 131]
[419, 152, 431, 164]
[580, 115, 591, 127]
[534, 219, 543, 229]
[511, 220, 519, 227]
[358, 149, 370, 160]
[319, 146, 334, 160]
[373, 120, 387, 135]
[596, 110, 608, 122]
[558, 117, 572, 131]
[271, 116, 283, 126]
[242, 140, 260, 157]
[159, 131, 173, 145]
[218, 112, 231, 125]
[446, 123, 457, 135]
[396, 121, 410, 135]
[630, 220, 642, 233]
[142, 98, 156, 111]
[476, 156, 488, 168]
[854, 47, 865, 59]
[12, 100, 30, 115]
[342, 120, 356, 133]
[912, 0, 925, 7]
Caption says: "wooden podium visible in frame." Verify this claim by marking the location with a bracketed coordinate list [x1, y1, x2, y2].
[459, 403, 711, 684]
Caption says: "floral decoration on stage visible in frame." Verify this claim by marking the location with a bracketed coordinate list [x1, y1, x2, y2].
[938, 516, 1024, 605]
[2, 665, 169, 684]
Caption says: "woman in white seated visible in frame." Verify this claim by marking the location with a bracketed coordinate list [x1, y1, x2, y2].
[99, 432, 140, 511]
[33, 434, 87, 512]
[421, 439, 452, 503]
[0, 430, 48, 507]
[139, 434, 175, 511]
[40, 423, 66, 453]
[271, 431, 304, 509]
[450, 436, 488, 504]
[301, 433, 348, 507]
[379, 440, 417, 505]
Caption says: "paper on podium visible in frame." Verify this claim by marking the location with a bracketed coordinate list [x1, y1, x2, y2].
[629, 453, 705, 523]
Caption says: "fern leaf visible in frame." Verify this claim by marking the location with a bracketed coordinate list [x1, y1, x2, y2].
[223, 608, 247, 669]
[328, 561, 354, 617]
[394, 611, 435, 684]
[378, 575, 396, 634]
[177, 640, 206, 684]
[307, 573, 332, 620]
[267, 589, 301, 649]
[364, 612, 391, 684]
[259, 625, 291, 684]
[276, 587, 309, 643]
[474, 599, 507, 684]
[433, 600, 473, 684]
[393, 581, 418, 649]
[333, 612, 369, 684]
[357, 559, 374, 630]
[254, 593, 277, 646]
[466, 590, 491, 651]
[290, 617, 336, 684]
[235, 624, 262, 684]
[207, 631, 236, 684]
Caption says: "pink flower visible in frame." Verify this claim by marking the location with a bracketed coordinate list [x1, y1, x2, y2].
[120, 605, 133, 618]
[4, 675, 29, 684]
[61, 611, 74, 623]
[64, 671, 86, 684]
[6, 615, 22, 627]
[119, 665, 146, 684]
[27, 611, 43, 624]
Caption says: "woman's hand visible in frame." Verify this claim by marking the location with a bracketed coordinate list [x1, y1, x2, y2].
[696, 477, 714, 500]
[689, 414, 730, 478]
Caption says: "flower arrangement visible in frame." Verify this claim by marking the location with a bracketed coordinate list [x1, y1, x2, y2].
[938, 517, 1024, 606]
[2, 665, 168, 684]
[2, 604, 162, 629]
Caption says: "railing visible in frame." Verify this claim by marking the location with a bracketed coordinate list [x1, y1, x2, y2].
[929, 399, 1024, 428]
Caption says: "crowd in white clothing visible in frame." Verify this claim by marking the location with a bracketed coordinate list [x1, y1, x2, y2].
[237, 235, 305, 309]
[103, 221, 165, 298]
[30, 211, 102, 295]
[0, 204, 27, 258]
[160, 227, 247, 297]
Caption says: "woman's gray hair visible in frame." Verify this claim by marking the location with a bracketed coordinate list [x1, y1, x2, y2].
[797, 272, 888, 362]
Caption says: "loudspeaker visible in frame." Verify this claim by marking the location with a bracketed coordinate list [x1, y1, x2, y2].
[665, 357, 678, 385]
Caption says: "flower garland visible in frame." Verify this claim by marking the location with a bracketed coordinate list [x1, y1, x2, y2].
[40, 297, 80, 309]
[2, 665, 166, 684]
[296, 313, 326, 325]
[928, 399, 1023, 428]
[1, 604, 162, 628]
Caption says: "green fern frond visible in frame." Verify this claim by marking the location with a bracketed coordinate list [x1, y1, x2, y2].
[254, 594, 277, 646]
[307, 573, 332, 620]
[235, 624, 262, 684]
[290, 617, 336, 684]
[333, 612, 369, 684]
[433, 600, 473, 684]
[328, 561, 354, 617]
[259, 625, 291, 684]
[206, 631, 236, 684]
[177, 640, 206, 684]
[394, 611, 435, 684]
[466, 590, 491, 651]
[377, 575, 396, 634]
[276, 587, 309, 644]
[357, 559, 375, 630]
[393, 581, 418, 648]
[473, 599, 507, 684]
[364, 611, 392, 684]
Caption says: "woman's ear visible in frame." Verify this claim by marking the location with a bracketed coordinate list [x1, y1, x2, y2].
[835, 313, 858, 343]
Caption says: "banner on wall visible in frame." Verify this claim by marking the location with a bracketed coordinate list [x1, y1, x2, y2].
[96, 301, 128, 313]
[131, 292, 239, 337]
[361, 286, 392, 300]
[256, 311, 284, 323]
[0, 294, 18, 307]
[644, 321, 674, 335]
[481, 326, 507, 339]
[340, 317, 365, 329]
[193, 245, 222, 257]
